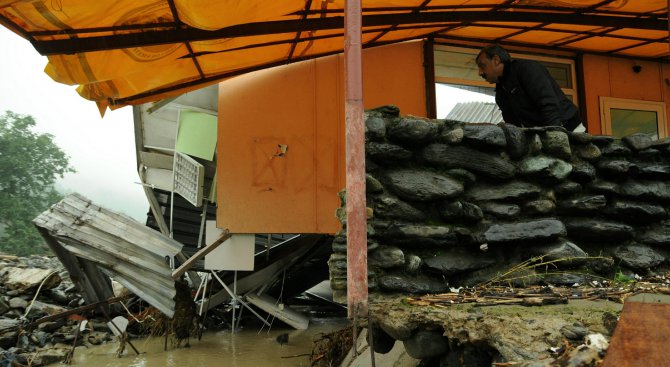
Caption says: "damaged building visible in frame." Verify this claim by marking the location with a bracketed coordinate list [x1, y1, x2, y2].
[2, 1, 670, 366]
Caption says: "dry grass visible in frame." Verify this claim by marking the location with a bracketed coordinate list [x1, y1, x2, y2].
[480, 255, 607, 288]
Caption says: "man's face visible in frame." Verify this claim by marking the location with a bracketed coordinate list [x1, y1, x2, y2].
[476, 53, 503, 84]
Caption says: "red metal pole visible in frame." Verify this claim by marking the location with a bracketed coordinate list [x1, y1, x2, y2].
[344, 0, 368, 318]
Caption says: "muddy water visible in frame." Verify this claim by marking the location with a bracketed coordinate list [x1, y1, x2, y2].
[71, 318, 350, 367]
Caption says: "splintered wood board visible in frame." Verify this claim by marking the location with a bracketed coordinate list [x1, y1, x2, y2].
[602, 295, 670, 367]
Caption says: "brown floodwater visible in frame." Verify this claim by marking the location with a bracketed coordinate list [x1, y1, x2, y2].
[70, 318, 350, 367]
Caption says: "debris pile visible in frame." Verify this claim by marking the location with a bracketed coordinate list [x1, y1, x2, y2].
[0, 254, 117, 366]
[0, 253, 264, 366]
[407, 282, 670, 308]
[311, 324, 354, 367]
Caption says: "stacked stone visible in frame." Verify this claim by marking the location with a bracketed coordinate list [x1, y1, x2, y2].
[0, 255, 112, 366]
[329, 105, 670, 301]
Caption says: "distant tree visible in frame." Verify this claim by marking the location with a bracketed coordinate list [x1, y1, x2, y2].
[0, 111, 75, 255]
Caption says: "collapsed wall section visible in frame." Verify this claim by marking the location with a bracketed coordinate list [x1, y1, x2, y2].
[330, 105, 670, 303]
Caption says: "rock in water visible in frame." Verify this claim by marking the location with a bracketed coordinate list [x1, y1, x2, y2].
[276, 332, 289, 345]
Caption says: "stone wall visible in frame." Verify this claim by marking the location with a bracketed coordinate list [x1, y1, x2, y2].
[329, 105, 670, 302]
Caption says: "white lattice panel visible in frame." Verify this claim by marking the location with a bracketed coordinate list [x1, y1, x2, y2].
[173, 151, 204, 207]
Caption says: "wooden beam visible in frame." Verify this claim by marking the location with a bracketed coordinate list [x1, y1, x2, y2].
[0, 294, 133, 333]
[602, 296, 670, 366]
[32, 11, 667, 55]
[171, 230, 231, 280]
[138, 165, 171, 236]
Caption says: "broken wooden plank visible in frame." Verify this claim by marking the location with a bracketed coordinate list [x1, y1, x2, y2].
[139, 164, 171, 236]
[0, 294, 133, 334]
[36, 227, 111, 305]
[246, 293, 309, 330]
[171, 229, 231, 280]
[602, 294, 670, 367]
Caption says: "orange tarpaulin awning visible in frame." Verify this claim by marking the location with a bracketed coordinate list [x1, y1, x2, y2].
[1, 0, 667, 111]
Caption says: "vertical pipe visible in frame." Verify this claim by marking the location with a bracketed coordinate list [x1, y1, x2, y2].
[344, 0, 368, 318]
[196, 200, 209, 248]
[423, 37, 437, 119]
[232, 270, 237, 332]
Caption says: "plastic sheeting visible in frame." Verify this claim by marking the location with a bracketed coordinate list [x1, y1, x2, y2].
[0, 0, 667, 110]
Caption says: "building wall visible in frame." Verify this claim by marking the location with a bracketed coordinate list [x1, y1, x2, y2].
[581, 54, 670, 135]
[217, 41, 426, 233]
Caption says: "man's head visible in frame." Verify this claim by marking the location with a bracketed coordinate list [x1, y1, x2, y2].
[476, 44, 510, 84]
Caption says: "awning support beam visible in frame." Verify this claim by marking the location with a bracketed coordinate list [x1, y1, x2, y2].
[32, 10, 668, 55]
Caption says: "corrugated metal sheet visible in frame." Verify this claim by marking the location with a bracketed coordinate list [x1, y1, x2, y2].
[446, 101, 504, 124]
[33, 193, 182, 317]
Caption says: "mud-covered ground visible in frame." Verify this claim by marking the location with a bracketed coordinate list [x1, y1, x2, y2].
[0, 254, 351, 367]
[363, 277, 670, 367]
[3, 254, 669, 367]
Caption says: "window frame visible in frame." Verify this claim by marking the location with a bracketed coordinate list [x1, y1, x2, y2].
[433, 45, 579, 105]
[599, 96, 668, 139]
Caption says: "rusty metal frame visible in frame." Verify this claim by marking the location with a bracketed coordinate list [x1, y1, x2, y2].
[287, 0, 314, 63]
[165, 0, 204, 80]
[364, 0, 433, 45]
[8, 1, 664, 107]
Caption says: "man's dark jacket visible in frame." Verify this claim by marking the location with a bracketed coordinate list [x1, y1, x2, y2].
[495, 59, 580, 130]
